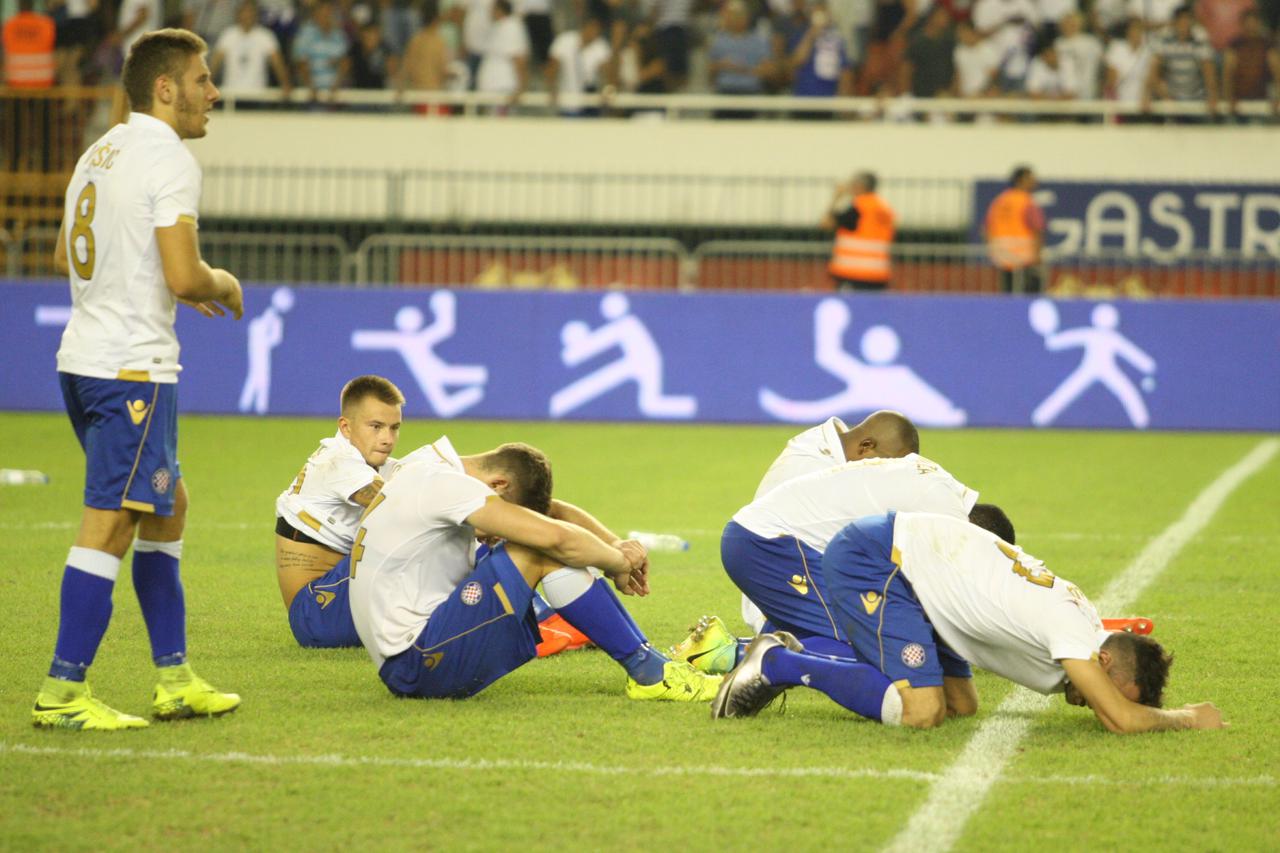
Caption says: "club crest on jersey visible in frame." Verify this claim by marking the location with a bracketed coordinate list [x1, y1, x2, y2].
[460, 581, 483, 605]
[901, 643, 926, 669]
[150, 468, 172, 495]
[788, 575, 809, 596]
[127, 399, 150, 425]
[860, 591, 882, 615]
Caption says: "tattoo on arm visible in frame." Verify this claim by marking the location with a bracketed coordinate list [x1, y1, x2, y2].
[350, 479, 385, 508]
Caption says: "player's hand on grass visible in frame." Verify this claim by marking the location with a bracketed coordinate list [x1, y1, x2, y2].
[1183, 702, 1227, 729]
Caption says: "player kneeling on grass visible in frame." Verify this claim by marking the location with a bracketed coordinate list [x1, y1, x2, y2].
[712, 511, 1226, 733]
[348, 438, 722, 701]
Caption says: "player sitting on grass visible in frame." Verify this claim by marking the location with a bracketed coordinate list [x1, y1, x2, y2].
[712, 511, 1226, 733]
[276, 376, 589, 654]
[347, 437, 722, 702]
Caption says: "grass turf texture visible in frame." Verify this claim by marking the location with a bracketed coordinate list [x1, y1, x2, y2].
[1, 413, 1277, 850]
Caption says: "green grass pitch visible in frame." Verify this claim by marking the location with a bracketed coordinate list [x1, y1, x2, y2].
[1, 413, 1277, 850]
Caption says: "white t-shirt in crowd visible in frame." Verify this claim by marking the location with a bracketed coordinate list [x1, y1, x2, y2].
[892, 512, 1110, 694]
[462, 0, 494, 55]
[1025, 56, 1072, 95]
[954, 39, 1002, 95]
[476, 15, 528, 94]
[57, 113, 199, 383]
[275, 430, 391, 553]
[733, 454, 979, 553]
[1105, 37, 1152, 104]
[548, 30, 612, 111]
[1127, 0, 1180, 26]
[349, 437, 495, 667]
[1056, 32, 1103, 98]
[117, 0, 161, 58]
[214, 24, 282, 92]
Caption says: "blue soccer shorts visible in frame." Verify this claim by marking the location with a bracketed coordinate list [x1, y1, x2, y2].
[721, 520, 846, 642]
[378, 543, 539, 699]
[288, 556, 361, 648]
[824, 512, 972, 689]
[59, 372, 180, 516]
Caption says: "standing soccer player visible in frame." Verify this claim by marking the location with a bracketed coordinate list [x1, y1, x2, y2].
[33, 29, 244, 730]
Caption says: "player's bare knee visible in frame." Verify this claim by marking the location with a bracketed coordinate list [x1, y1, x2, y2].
[501, 541, 561, 588]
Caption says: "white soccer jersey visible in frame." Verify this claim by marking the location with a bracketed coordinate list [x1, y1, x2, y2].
[753, 417, 848, 500]
[349, 437, 495, 667]
[893, 512, 1109, 694]
[56, 113, 201, 383]
[734, 454, 979, 553]
[275, 431, 391, 553]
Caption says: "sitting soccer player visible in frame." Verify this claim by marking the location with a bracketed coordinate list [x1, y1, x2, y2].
[712, 511, 1226, 733]
[347, 437, 722, 701]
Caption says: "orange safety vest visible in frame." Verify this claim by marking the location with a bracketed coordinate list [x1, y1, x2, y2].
[986, 188, 1038, 271]
[829, 192, 896, 283]
[3, 11, 56, 88]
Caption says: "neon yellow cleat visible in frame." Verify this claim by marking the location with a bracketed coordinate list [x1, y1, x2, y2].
[153, 673, 241, 720]
[32, 685, 149, 731]
[626, 660, 724, 702]
[667, 614, 739, 675]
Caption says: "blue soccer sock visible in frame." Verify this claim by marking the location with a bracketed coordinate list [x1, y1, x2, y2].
[48, 547, 120, 684]
[761, 646, 898, 723]
[531, 590, 555, 623]
[132, 539, 187, 666]
[540, 570, 668, 685]
[791, 633, 861, 661]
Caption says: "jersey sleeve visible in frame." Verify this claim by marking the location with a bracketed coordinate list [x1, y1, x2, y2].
[323, 455, 380, 504]
[150, 147, 202, 228]
[1045, 601, 1103, 662]
[415, 470, 494, 527]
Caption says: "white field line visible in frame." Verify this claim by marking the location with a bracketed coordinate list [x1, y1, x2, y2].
[883, 438, 1280, 853]
[0, 743, 1274, 790]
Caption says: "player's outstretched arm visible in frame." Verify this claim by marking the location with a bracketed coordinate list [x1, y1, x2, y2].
[1061, 658, 1227, 734]
[467, 498, 644, 593]
[155, 221, 244, 319]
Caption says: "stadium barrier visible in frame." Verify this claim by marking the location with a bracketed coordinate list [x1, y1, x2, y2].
[4, 280, 1277, 431]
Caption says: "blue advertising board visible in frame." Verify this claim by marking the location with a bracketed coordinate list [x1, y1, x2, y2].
[972, 181, 1280, 260]
[2, 281, 1278, 431]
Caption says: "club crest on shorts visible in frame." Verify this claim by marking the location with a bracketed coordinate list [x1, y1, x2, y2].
[901, 643, 926, 669]
[460, 581, 483, 605]
[150, 467, 172, 495]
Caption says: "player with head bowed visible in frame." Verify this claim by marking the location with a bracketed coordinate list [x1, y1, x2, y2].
[713, 511, 1226, 733]
[346, 437, 724, 702]
[34, 29, 244, 730]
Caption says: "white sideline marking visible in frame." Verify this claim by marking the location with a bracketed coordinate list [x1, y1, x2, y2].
[0, 743, 1274, 790]
[883, 438, 1280, 853]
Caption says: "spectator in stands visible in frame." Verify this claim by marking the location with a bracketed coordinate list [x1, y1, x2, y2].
[522, 0, 553, 70]
[984, 164, 1045, 294]
[708, 0, 771, 117]
[52, 0, 100, 86]
[1197, 0, 1255, 49]
[858, 0, 916, 95]
[3, 0, 56, 170]
[900, 5, 957, 96]
[788, 1, 855, 104]
[184, 0, 239, 45]
[1144, 4, 1218, 120]
[972, 0, 1039, 92]
[1034, 0, 1074, 42]
[547, 16, 613, 116]
[1129, 0, 1182, 30]
[378, 0, 421, 56]
[823, 171, 896, 292]
[620, 20, 668, 99]
[1055, 11, 1102, 99]
[475, 0, 528, 108]
[350, 19, 396, 88]
[116, 0, 161, 59]
[211, 1, 292, 99]
[644, 0, 694, 91]
[462, 0, 493, 85]
[954, 19, 1002, 96]
[399, 1, 455, 103]
[1223, 9, 1275, 116]
[293, 0, 351, 101]
[1025, 40, 1073, 98]
[1105, 16, 1152, 109]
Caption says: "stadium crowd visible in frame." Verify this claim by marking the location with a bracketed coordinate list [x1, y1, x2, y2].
[3, 0, 1280, 117]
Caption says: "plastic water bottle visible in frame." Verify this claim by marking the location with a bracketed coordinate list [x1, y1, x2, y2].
[0, 469, 50, 485]
[627, 531, 690, 552]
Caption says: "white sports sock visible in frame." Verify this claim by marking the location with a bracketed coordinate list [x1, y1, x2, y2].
[540, 567, 594, 608]
[66, 546, 121, 581]
[880, 685, 904, 727]
[133, 538, 183, 559]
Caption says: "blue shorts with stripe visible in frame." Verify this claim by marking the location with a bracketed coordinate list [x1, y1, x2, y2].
[721, 520, 846, 642]
[378, 543, 538, 699]
[824, 512, 972, 688]
[59, 372, 180, 516]
[289, 556, 361, 648]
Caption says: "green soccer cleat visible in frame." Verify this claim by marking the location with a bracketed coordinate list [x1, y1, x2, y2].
[153, 672, 241, 720]
[626, 660, 724, 702]
[667, 614, 739, 675]
[32, 685, 149, 731]
[711, 632, 803, 720]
